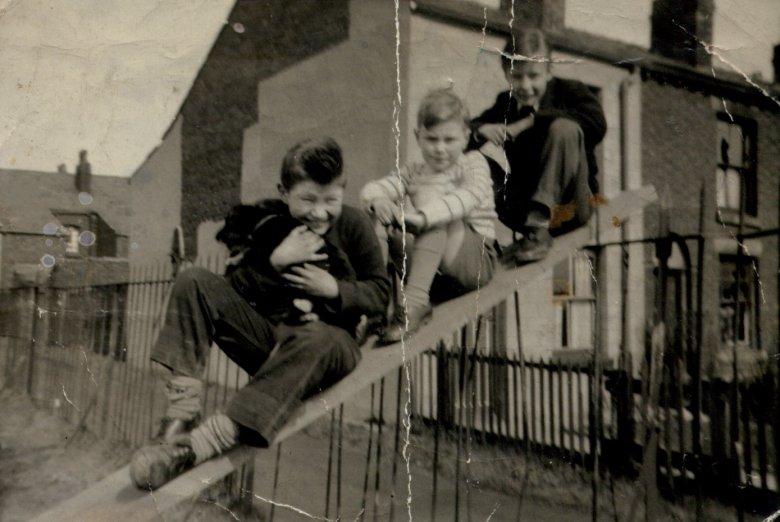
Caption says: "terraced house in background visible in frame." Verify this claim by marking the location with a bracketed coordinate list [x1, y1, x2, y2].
[128, 0, 778, 377]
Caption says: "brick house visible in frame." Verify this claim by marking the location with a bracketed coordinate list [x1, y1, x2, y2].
[127, 0, 779, 374]
[0, 155, 133, 358]
[0, 155, 131, 288]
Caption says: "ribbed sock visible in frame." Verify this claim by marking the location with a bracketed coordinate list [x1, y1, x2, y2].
[165, 376, 203, 421]
[403, 227, 447, 308]
[189, 413, 239, 464]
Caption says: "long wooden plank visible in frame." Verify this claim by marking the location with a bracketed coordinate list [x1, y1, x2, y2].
[275, 185, 656, 442]
[32, 446, 256, 522]
[35, 185, 655, 521]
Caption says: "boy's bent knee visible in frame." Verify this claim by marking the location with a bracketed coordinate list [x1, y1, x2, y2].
[176, 266, 219, 285]
[548, 118, 583, 142]
[171, 266, 225, 298]
[295, 322, 358, 352]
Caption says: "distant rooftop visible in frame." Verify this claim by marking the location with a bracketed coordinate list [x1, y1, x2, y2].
[0, 169, 131, 236]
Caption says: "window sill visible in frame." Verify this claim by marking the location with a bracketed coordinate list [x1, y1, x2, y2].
[715, 209, 761, 230]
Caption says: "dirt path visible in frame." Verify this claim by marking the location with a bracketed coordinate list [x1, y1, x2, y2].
[0, 388, 133, 521]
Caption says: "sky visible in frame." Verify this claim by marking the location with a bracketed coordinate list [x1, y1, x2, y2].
[0, 0, 234, 177]
[566, 0, 779, 82]
[0, 0, 777, 178]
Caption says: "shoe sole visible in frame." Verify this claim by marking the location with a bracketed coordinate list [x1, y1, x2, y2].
[130, 446, 172, 490]
[376, 310, 433, 346]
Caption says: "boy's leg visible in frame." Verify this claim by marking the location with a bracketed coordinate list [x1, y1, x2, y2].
[132, 266, 280, 490]
[382, 221, 472, 342]
[434, 224, 497, 301]
[527, 118, 592, 226]
[153, 266, 276, 375]
[504, 118, 591, 263]
[225, 321, 361, 445]
[399, 226, 448, 310]
[151, 266, 276, 438]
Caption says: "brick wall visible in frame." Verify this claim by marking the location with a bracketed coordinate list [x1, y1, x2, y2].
[0, 234, 61, 288]
[641, 76, 780, 366]
[179, 0, 349, 258]
[754, 108, 780, 357]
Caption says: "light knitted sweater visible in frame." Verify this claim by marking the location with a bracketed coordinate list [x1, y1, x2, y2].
[361, 151, 496, 240]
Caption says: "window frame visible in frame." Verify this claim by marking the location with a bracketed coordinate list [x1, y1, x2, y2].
[715, 112, 758, 218]
[552, 251, 597, 350]
[718, 253, 761, 351]
[64, 226, 81, 255]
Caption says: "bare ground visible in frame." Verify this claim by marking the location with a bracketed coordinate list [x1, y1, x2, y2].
[0, 385, 766, 521]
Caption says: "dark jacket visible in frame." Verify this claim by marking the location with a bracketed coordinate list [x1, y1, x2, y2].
[222, 199, 390, 336]
[469, 77, 607, 188]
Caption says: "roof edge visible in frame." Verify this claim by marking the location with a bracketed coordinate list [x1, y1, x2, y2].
[413, 0, 779, 112]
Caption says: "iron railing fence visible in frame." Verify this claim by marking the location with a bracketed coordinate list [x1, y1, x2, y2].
[2, 223, 779, 520]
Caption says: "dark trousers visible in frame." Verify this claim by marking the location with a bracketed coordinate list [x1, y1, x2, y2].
[489, 117, 594, 233]
[151, 267, 361, 446]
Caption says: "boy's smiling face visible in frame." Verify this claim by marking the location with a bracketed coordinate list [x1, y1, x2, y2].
[505, 60, 550, 108]
[280, 179, 344, 235]
[415, 119, 468, 173]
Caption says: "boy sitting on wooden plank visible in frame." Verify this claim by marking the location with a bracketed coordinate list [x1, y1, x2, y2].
[130, 137, 390, 490]
[469, 27, 606, 264]
[361, 88, 497, 344]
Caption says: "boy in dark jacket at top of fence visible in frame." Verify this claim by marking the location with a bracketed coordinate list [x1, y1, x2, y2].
[470, 27, 606, 264]
[129, 137, 390, 490]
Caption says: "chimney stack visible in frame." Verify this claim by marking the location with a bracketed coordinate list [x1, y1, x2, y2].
[651, 0, 714, 67]
[510, 0, 566, 33]
[75, 150, 92, 194]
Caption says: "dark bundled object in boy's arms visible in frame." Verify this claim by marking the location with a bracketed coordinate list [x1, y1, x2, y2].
[216, 203, 356, 327]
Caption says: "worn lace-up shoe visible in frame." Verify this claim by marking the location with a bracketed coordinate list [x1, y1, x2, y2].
[130, 442, 196, 490]
[379, 302, 433, 345]
[503, 227, 553, 265]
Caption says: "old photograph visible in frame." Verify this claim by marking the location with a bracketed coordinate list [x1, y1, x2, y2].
[0, 0, 778, 520]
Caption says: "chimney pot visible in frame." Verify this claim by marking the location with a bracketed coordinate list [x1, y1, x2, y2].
[651, 0, 714, 67]
[76, 150, 92, 194]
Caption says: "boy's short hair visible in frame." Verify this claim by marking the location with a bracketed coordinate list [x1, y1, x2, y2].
[416, 88, 470, 129]
[501, 27, 551, 72]
[280, 136, 344, 189]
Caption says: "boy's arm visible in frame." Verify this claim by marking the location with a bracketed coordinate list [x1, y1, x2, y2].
[334, 209, 391, 318]
[468, 92, 512, 149]
[415, 152, 493, 229]
[360, 166, 409, 210]
[534, 79, 607, 148]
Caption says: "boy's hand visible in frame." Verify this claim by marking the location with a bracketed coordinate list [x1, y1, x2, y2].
[403, 211, 427, 235]
[477, 124, 507, 146]
[283, 264, 340, 299]
[369, 198, 398, 226]
[505, 112, 535, 139]
[270, 226, 327, 272]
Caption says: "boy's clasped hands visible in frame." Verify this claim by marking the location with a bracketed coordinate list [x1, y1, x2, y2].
[368, 198, 427, 235]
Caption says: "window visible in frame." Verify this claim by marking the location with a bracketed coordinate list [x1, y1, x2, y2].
[553, 252, 596, 349]
[719, 255, 759, 350]
[64, 226, 80, 255]
[716, 114, 757, 216]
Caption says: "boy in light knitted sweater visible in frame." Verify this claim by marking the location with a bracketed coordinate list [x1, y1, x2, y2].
[361, 88, 497, 343]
